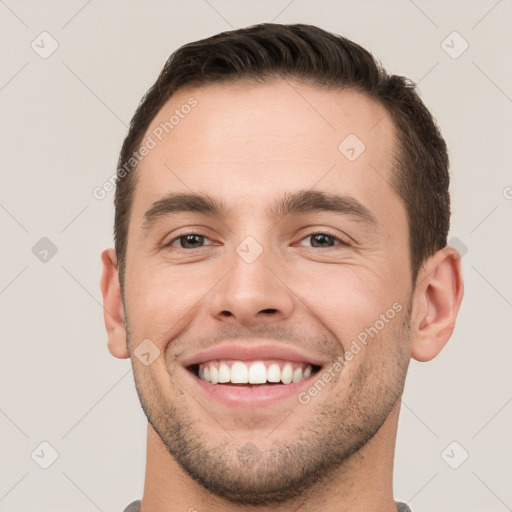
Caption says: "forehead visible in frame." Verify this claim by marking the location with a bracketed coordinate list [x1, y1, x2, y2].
[130, 80, 402, 229]
[142, 80, 395, 166]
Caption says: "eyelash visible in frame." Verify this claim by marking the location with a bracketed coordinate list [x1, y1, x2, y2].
[164, 230, 351, 250]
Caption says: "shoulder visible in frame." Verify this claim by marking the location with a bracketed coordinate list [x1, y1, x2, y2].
[122, 500, 141, 512]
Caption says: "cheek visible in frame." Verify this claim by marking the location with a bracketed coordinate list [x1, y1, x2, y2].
[289, 265, 388, 348]
[125, 267, 206, 341]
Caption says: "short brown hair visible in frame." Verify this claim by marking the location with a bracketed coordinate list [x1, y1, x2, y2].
[114, 23, 449, 292]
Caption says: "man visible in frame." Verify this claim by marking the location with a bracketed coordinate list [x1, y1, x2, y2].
[100, 23, 464, 512]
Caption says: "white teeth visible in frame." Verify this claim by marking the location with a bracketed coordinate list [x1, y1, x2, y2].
[292, 367, 303, 383]
[230, 361, 249, 383]
[267, 363, 281, 382]
[281, 363, 293, 384]
[248, 361, 267, 384]
[197, 360, 315, 385]
[218, 363, 230, 383]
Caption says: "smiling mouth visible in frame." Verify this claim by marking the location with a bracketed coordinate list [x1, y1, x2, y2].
[187, 359, 322, 386]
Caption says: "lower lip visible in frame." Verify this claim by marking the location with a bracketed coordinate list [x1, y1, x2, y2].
[181, 367, 319, 409]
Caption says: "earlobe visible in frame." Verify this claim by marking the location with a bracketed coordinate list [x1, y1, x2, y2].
[411, 246, 464, 362]
[100, 249, 130, 359]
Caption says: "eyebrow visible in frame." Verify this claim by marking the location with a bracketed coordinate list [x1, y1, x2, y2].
[141, 189, 377, 232]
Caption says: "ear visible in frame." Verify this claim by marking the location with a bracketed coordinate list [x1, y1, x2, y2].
[411, 246, 464, 362]
[100, 248, 129, 359]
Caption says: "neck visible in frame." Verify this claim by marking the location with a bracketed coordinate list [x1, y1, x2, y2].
[140, 402, 401, 512]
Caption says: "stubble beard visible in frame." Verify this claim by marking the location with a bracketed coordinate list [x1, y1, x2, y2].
[126, 301, 412, 507]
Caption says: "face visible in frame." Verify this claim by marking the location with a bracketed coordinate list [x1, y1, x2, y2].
[122, 81, 414, 505]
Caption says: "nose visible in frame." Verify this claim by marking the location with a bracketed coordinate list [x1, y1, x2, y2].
[208, 245, 295, 327]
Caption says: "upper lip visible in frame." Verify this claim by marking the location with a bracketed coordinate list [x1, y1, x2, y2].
[181, 341, 326, 368]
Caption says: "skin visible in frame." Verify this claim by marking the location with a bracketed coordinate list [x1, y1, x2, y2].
[100, 80, 464, 512]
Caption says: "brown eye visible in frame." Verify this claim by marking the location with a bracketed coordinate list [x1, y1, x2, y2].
[309, 234, 335, 248]
[167, 234, 210, 249]
[299, 233, 350, 248]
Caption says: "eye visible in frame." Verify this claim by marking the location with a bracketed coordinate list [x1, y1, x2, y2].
[164, 231, 350, 251]
[297, 232, 350, 248]
[166, 233, 213, 250]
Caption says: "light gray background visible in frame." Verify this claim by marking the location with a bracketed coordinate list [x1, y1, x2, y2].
[1, 1, 511, 511]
